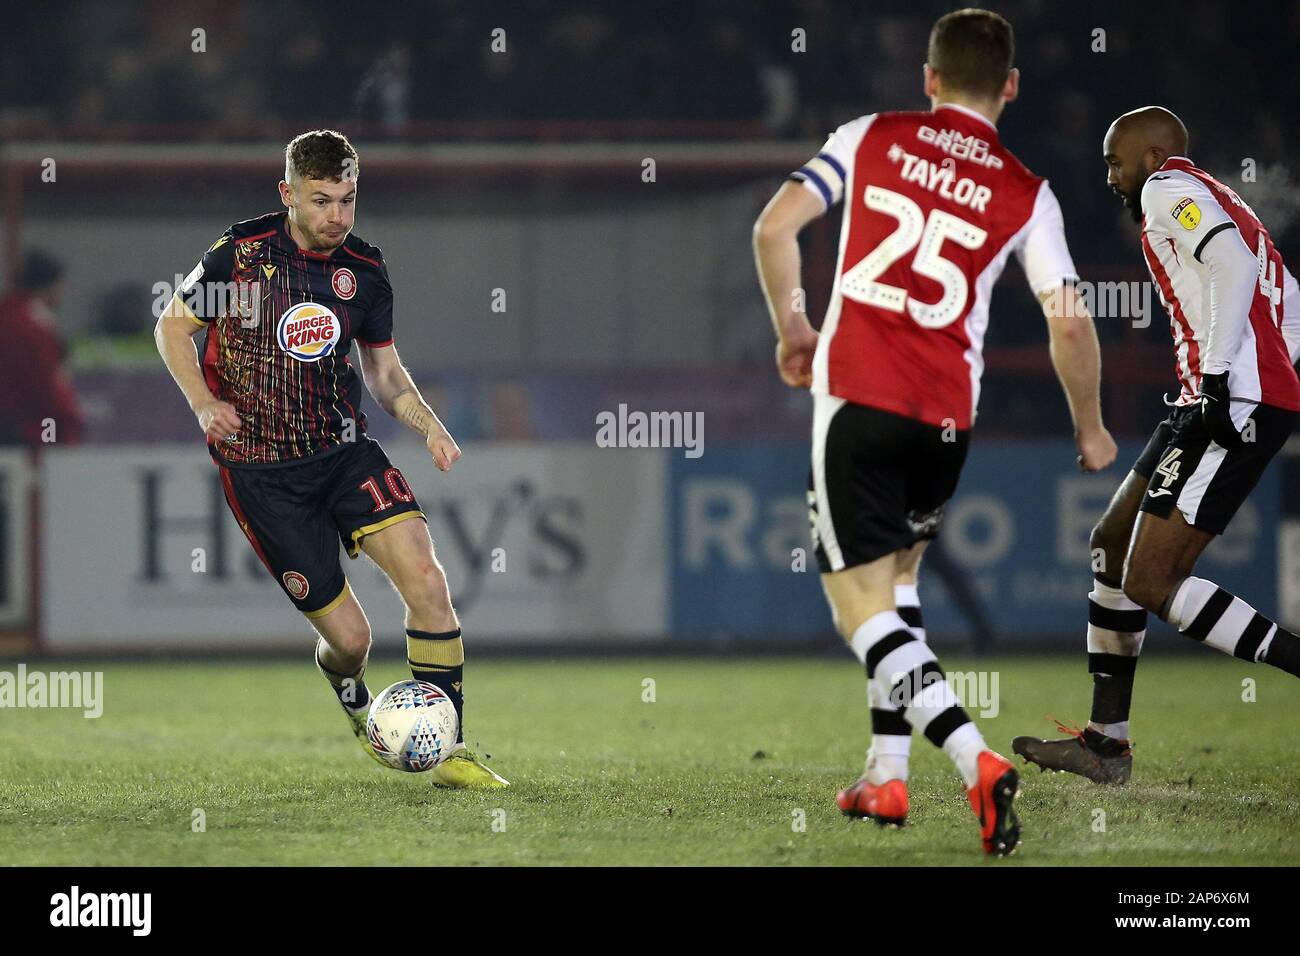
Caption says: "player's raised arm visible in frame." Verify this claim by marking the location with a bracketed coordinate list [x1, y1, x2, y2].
[357, 342, 461, 472]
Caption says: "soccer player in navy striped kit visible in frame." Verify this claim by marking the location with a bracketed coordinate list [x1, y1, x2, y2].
[155, 130, 506, 788]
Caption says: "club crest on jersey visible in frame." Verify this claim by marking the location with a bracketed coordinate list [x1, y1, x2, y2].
[1171, 197, 1201, 230]
[277, 302, 341, 362]
[282, 571, 309, 600]
[232, 278, 260, 321]
[332, 267, 357, 300]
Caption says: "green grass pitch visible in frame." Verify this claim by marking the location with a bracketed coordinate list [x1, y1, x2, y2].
[1, 654, 1296, 866]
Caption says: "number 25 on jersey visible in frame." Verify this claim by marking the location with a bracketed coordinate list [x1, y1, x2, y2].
[842, 185, 988, 329]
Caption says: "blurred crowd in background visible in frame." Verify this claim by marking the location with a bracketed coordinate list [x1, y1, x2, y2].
[5, 1, 1297, 151]
[3, 1, 1299, 448]
[5, 1, 1298, 258]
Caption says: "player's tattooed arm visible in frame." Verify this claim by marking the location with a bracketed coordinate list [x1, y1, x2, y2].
[391, 388, 434, 434]
[392, 389, 462, 472]
[360, 345, 421, 422]
[359, 343, 461, 470]
[374, 374, 435, 436]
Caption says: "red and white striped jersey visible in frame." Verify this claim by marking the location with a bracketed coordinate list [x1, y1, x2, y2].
[1140, 157, 1300, 411]
[792, 104, 1077, 428]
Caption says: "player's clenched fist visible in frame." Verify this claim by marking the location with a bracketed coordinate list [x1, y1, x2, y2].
[776, 326, 818, 389]
[195, 399, 243, 443]
[426, 426, 462, 472]
[1075, 424, 1117, 473]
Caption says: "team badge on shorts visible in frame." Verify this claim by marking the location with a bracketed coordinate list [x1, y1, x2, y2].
[1171, 197, 1201, 230]
[332, 267, 357, 300]
[277, 303, 341, 362]
[282, 571, 310, 600]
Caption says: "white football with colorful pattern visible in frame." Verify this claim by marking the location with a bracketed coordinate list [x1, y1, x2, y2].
[366, 680, 458, 772]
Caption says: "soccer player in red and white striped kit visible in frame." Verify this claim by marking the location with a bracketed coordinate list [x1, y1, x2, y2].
[1015, 106, 1300, 784]
[754, 8, 1117, 854]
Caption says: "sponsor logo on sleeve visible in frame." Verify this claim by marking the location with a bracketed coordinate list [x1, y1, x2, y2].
[1171, 197, 1202, 230]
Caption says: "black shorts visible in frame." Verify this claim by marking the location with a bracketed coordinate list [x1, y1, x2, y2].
[1134, 402, 1295, 535]
[808, 395, 970, 573]
[217, 438, 425, 617]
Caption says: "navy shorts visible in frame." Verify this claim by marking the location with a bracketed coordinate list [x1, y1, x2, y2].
[217, 438, 425, 617]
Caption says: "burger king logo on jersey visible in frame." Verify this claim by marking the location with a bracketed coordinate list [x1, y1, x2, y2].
[277, 302, 341, 362]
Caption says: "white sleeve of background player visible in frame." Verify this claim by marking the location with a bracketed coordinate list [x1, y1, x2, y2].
[1139, 172, 1235, 254]
[789, 114, 874, 210]
[1144, 174, 1253, 374]
[1014, 182, 1080, 296]
[1281, 264, 1300, 364]
[1201, 235, 1260, 373]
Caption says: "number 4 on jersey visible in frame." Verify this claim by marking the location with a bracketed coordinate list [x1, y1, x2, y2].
[1255, 234, 1282, 328]
[842, 185, 988, 329]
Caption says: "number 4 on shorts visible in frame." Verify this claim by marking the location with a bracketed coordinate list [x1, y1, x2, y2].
[1152, 446, 1182, 494]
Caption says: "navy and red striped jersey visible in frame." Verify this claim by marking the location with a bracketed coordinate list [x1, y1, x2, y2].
[179, 211, 394, 467]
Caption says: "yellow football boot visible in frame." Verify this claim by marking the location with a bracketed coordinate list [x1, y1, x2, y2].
[344, 704, 390, 768]
[314, 649, 387, 767]
[432, 745, 510, 789]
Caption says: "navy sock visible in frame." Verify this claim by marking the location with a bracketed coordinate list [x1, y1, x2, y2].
[407, 627, 465, 744]
[315, 645, 371, 712]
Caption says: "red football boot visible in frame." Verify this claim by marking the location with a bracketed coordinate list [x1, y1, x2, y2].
[967, 750, 1021, 856]
[837, 777, 909, 827]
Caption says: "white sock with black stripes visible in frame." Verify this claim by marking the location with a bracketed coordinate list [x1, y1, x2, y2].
[851, 609, 986, 788]
[1166, 576, 1284, 662]
[850, 585, 927, 784]
[863, 690, 911, 784]
[895, 583, 926, 643]
[848, 603, 910, 784]
[1086, 580, 1146, 742]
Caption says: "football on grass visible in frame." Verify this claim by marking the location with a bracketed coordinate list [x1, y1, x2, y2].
[366, 680, 458, 772]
